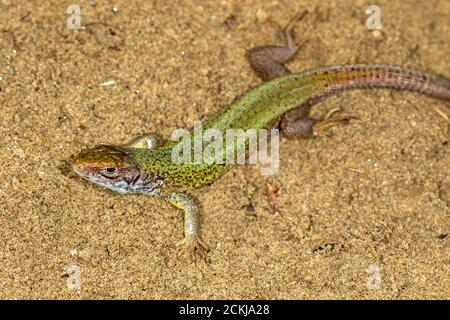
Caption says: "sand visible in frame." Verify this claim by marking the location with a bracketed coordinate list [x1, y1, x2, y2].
[0, 0, 448, 299]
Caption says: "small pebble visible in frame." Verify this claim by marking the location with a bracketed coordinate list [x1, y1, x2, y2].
[244, 203, 256, 213]
[100, 80, 116, 87]
[256, 9, 268, 24]
[372, 30, 382, 39]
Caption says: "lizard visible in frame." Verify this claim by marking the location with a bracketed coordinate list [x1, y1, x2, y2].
[72, 13, 450, 257]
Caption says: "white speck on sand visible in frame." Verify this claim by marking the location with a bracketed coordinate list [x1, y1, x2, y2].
[99, 80, 116, 87]
[14, 147, 26, 160]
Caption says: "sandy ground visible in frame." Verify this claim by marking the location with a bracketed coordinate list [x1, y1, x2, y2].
[0, 0, 449, 299]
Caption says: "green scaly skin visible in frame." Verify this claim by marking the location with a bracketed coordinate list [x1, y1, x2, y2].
[130, 73, 321, 192]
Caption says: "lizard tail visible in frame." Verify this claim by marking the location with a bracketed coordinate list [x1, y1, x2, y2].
[303, 64, 450, 107]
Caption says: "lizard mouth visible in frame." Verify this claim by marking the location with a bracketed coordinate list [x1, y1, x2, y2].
[72, 162, 94, 180]
[72, 161, 83, 175]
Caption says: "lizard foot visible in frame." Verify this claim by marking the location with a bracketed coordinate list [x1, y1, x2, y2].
[176, 237, 210, 261]
[281, 109, 359, 138]
[283, 10, 308, 52]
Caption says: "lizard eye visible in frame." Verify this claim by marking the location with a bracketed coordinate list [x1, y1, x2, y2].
[100, 167, 119, 178]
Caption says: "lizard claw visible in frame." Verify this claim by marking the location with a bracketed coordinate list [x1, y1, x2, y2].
[176, 237, 210, 261]
[313, 113, 360, 136]
[283, 10, 308, 51]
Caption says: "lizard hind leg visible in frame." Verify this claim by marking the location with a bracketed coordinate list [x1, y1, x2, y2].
[247, 10, 308, 81]
[281, 109, 359, 138]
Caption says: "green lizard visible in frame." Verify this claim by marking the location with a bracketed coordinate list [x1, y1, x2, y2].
[73, 14, 450, 256]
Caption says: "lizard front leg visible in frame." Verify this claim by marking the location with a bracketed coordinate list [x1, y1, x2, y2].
[164, 192, 209, 258]
[126, 133, 162, 149]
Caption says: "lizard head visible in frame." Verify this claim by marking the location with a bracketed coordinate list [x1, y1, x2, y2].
[72, 145, 160, 194]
